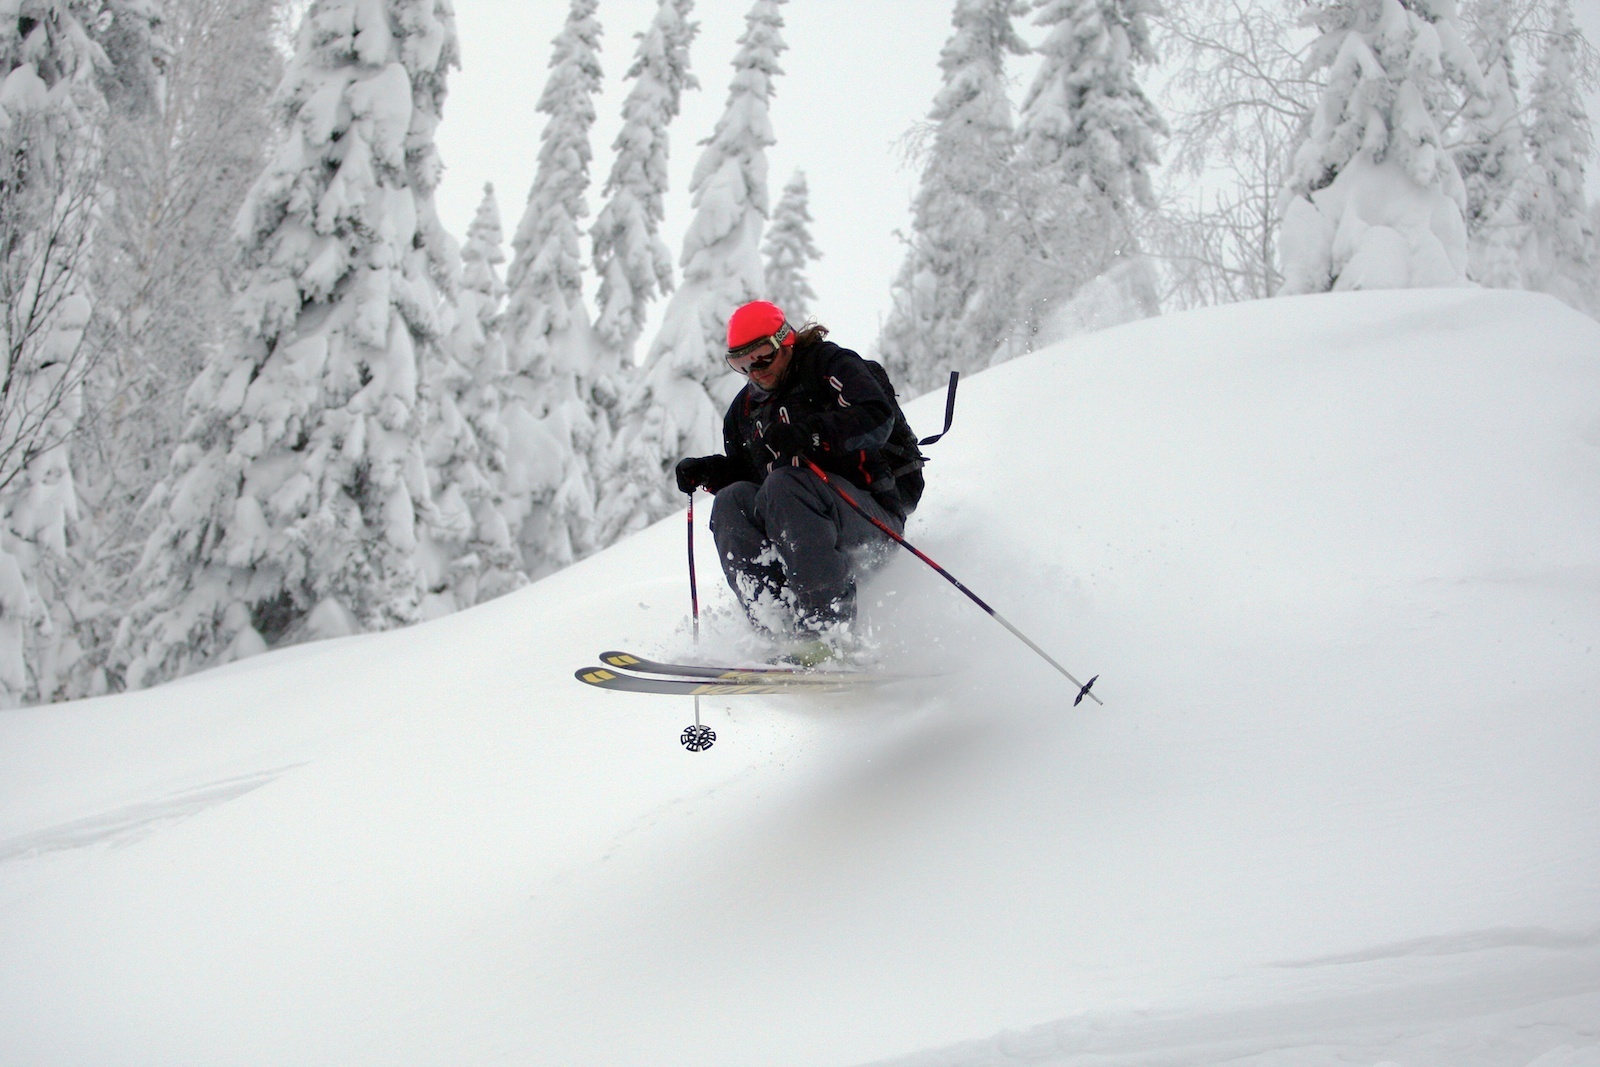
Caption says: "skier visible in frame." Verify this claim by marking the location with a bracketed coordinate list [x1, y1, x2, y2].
[581, 308, 1098, 715]
[675, 300, 907, 658]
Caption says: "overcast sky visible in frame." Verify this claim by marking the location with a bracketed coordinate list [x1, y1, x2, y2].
[433, 0, 1600, 364]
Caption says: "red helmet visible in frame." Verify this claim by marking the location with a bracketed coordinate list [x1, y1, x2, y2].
[726, 300, 795, 358]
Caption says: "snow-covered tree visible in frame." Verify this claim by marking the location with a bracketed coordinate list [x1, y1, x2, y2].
[90, 0, 166, 115]
[463, 184, 508, 307]
[1020, 0, 1165, 219]
[1148, 0, 1318, 308]
[81, 0, 284, 540]
[879, 0, 1027, 396]
[0, 2, 106, 491]
[591, 0, 698, 365]
[0, 0, 111, 705]
[505, 0, 600, 367]
[0, 358, 86, 706]
[60, 0, 286, 699]
[597, 0, 787, 546]
[996, 0, 1166, 355]
[501, 0, 604, 580]
[1278, 0, 1486, 294]
[762, 168, 821, 322]
[118, 0, 461, 688]
[1455, 0, 1530, 286]
[420, 183, 526, 614]
[1513, 0, 1593, 311]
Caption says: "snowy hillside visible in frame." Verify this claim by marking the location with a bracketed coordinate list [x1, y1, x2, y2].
[2, 289, 1598, 1065]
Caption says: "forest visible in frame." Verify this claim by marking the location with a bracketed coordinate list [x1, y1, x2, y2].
[0, 0, 1593, 706]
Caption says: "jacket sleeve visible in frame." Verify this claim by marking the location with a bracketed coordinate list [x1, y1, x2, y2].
[797, 346, 897, 456]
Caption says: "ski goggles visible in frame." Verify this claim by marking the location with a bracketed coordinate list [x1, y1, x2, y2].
[726, 321, 792, 373]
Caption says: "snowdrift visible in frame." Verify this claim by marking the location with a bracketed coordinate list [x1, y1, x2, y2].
[1, 288, 1597, 1065]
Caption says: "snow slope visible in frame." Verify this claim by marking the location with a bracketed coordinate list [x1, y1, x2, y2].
[1, 288, 1598, 1065]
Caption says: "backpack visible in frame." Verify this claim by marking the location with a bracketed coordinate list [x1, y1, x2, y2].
[808, 355, 957, 517]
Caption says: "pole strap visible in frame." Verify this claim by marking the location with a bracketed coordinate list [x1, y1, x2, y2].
[916, 371, 960, 448]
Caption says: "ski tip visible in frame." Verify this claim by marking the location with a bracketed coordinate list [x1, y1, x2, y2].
[1074, 675, 1100, 707]
[576, 666, 619, 686]
[599, 651, 643, 669]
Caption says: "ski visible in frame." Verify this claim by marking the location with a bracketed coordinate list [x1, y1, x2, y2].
[575, 665, 884, 696]
[595, 649, 888, 685]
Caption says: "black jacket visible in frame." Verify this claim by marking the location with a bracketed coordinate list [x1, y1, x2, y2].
[721, 340, 903, 512]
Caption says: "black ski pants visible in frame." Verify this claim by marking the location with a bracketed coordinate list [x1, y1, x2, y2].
[709, 466, 903, 632]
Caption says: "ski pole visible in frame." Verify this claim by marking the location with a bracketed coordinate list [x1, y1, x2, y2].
[802, 459, 1101, 706]
[686, 492, 702, 731]
[687, 491, 701, 645]
[678, 490, 717, 750]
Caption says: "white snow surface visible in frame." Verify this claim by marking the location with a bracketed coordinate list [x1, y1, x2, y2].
[2, 288, 1598, 1065]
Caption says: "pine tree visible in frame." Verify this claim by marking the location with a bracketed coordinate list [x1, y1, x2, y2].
[999, 0, 1166, 354]
[591, 0, 698, 365]
[762, 169, 821, 322]
[118, 0, 462, 688]
[420, 184, 526, 614]
[1515, 0, 1594, 312]
[878, 0, 1027, 396]
[597, 0, 787, 546]
[1278, 0, 1486, 294]
[501, 0, 604, 580]
[0, 1, 112, 705]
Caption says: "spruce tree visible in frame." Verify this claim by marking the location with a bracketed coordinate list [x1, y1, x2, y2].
[597, 0, 787, 546]
[119, 0, 461, 688]
[1019, 0, 1164, 216]
[1278, 0, 1486, 294]
[879, 0, 1027, 396]
[501, 0, 604, 580]
[420, 184, 526, 613]
[1000, 0, 1165, 354]
[762, 169, 821, 323]
[591, 0, 698, 365]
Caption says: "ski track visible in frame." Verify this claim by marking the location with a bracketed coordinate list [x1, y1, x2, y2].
[0, 767, 297, 864]
[866, 934, 1600, 1067]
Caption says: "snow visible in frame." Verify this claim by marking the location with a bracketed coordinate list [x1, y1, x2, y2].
[1, 288, 1598, 1064]
[1282, 156, 1472, 291]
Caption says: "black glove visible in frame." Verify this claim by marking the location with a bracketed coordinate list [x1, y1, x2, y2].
[762, 417, 822, 463]
[675, 454, 738, 494]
